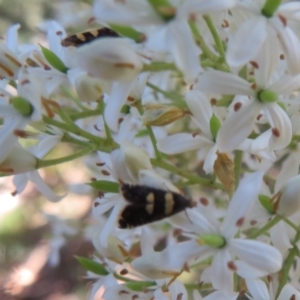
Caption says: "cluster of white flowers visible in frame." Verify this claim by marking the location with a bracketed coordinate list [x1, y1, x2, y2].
[3, 0, 300, 299]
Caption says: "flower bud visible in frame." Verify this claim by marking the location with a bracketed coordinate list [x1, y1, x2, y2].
[122, 142, 152, 181]
[75, 38, 143, 82]
[0, 145, 37, 174]
[275, 175, 300, 217]
[74, 74, 110, 102]
[11, 96, 33, 117]
[142, 103, 184, 126]
[209, 114, 221, 139]
[198, 234, 226, 248]
[0, 43, 22, 79]
[258, 89, 278, 103]
[213, 152, 235, 193]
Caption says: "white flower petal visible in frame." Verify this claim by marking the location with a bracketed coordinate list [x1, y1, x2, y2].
[268, 73, 300, 95]
[245, 279, 270, 300]
[276, 24, 300, 75]
[185, 90, 212, 137]
[235, 261, 270, 279]
[203, 144, 218, 173]
[217, 100, 261, 152]
[270, 222, 292, 255]
[99, 204, 123, 248]
[181, 0, 235, 15]
[104, 81, 135, 132]
[28, 171, 65, 202]
[93, 0, 162, 25]
[230, 239, 283, 274]
[226, 16, 267, 68]
[167, 20, 201, 83]
[202, 291, 238, 300]
[6, 24, 20, 53]
[275, 153, 300, 192]
[263, 103, 292, 150]
[157, 133, 212, 154]
[169, 280, 188, 300]
[221, 172, 263, 238]
[254, 30, 280, 87]
[278, 284, 300, 300]
[210, 249, 233, 293]
[197, 70, 254, 96]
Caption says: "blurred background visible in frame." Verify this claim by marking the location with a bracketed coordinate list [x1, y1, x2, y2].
[0, 1, 97, 299]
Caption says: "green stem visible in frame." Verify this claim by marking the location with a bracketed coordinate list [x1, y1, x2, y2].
[43, 116, 105, 145]
[203, 15, 226, 62]
[60, 85, 88, 111]
[189, 20, 219, 63]
[248, 215, 281, 239]
[69, 108, 103, 121]
[151, 158, 223, 189]
[234, 150, 243, 189]
[147, 126, 162, 160]
[36, 146, 95, 169]
[61, 134, 91, 147]
[276, 231, 300, 298]
[146, 82, 186, 105]
[143, 62, 179, 73]
[283, 217, 300, 236]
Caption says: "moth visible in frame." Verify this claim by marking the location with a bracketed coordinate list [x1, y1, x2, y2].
[61, 27, 119, 47]
[118, 184, 196, 228]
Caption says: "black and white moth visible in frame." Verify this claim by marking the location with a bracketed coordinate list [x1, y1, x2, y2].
[118, 184, 196, 228]
[61, 27, 119, 47]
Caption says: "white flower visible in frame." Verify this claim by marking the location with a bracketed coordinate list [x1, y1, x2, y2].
[227, 0, 300, 75]
[171, 172, 282, 293]
[94, 0, 235, 83]
[198, 40, 298, 152]
[157, 90, 219, 173]
[246, 278, 300, 300]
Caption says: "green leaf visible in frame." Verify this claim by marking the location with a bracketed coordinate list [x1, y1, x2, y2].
[126, 281, 156, 291]
[40, 45, 68, 73]
[75, 256, 109, 275]
[108, 24, 146, 43]
[88, 180, 120, 193]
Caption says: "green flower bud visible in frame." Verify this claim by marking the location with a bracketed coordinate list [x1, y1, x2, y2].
[198, 234, 226, 248]
[258, 90, 278, 103]
[262, 0, 282, 18]
[147, 0, 176, 21]
[209, 114, 221, 139]
[11, 96, 33, 117]
[258, 194, 275, 214]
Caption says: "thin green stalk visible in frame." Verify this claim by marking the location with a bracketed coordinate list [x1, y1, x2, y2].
[60, 85, 88, 111]
[146, 82, 185, 104]
[61, 133, 91, 147]
[283, 217, 300, 236]
[36, 146, 95, 168]
[43, 115, 107, 145]
[189, 20, 219, 63]
[151, 158, 223, 189]
[203, 15, 226, 62]
[248, 215, 281, 239]
[69, 108, 104, 121]
[143, 61, 179, 73]
[276, 230, 300, 298]
[234, 150, 243, 189]
[147, 126, 162, 160]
